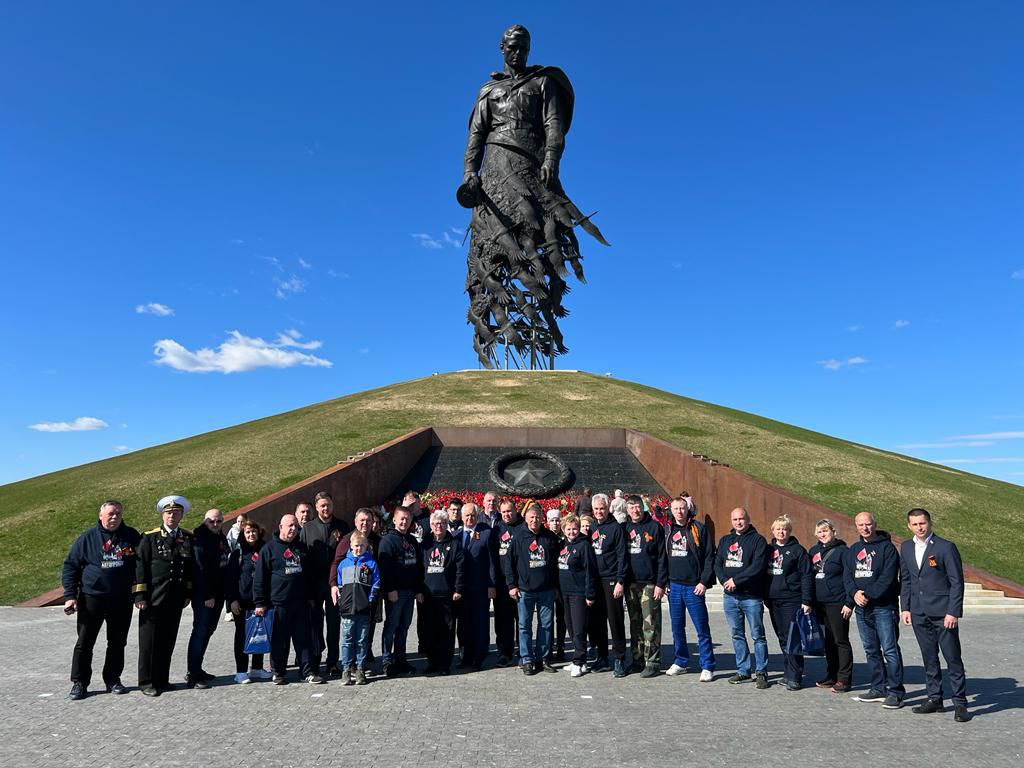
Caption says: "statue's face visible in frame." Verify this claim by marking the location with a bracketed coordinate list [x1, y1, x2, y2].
[501, 36, 529, 72]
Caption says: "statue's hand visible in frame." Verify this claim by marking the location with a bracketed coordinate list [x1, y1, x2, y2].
[463, 174, 481, 190]
[540, 160, 558, 187]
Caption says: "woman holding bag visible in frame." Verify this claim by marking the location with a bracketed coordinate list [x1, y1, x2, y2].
[766, 515, 814, 691]
[808, 519, 853, 693]
[228, 520, 272, 684]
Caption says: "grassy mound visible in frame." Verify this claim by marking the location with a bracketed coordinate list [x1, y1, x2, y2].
[2, 371, 1021, 603]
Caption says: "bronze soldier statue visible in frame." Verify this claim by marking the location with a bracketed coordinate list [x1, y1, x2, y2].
[459, 25, 608, 368]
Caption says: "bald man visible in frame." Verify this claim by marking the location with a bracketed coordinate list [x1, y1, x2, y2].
[186, 508, 230, 688]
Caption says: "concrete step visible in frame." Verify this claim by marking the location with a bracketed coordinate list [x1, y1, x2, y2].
[963, 604, 1024, 616]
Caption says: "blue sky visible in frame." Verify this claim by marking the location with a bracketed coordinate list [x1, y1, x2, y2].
[2, 2, 1022, 486]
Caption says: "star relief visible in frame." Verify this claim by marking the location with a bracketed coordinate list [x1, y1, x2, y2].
[503, 459, 554, 488]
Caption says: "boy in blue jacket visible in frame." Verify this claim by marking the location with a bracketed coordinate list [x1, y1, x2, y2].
[336, 532, 380, 685]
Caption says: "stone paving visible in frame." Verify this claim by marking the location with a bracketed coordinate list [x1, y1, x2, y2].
[0, 605, 1021, 768]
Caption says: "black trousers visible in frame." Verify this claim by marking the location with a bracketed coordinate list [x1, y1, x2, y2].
[912, 613, 968, 707]
[138, 601, 184, 689]
[562, 593, 589, 665]
[231, 609, 265, 674]
[270, 603, 313, 678]
[459, 590, 491, 666]
[70, 594, 133, 687]
[423, 594, 456, 671]
[589, 579, 626, 661]
[493, 584, 518, 658]
[816, 603, 853, 684]
[310, 592, 341, 669]
[767, 599, 805, 683]
[546, 587, 565, 660]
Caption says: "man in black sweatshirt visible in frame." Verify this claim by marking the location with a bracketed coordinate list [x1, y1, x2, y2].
[186, 508, 231, 688]
[845, 511, 904, 708]
[378, 506, 423, 676]
[665, 496, 716, 681]
[492, 499, 523, 666]
[253, 513, 321, 685]
[623, 495, 668, 678]
[61, 500, 141, 700]
[301, 491, 351, 678]
[503, 503, 561, 675]
[588, 493, 628, 677]
[714, 507, 769, 688]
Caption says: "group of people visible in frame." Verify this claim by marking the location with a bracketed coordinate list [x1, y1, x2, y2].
[60, 487, 972, 721]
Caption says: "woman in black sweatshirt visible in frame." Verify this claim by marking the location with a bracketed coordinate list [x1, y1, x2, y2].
[557, 514, 598, 677]
[808, 518, 853, 693]
[766, 515, 813, 691]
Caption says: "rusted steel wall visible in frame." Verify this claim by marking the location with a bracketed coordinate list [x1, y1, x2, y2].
[624, 429, 1024, 599]
[223, 427, 434, 534]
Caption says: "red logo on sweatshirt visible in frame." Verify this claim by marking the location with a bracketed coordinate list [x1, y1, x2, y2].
[729, 542, 739, 552]
[251, 553, 259, 562]
[283, 548, 294, 559]
[672, 531, 683, 542]
[529, 540, 538, 552]
[856, 549, 867, 561]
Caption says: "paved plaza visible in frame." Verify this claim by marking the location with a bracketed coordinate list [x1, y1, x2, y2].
[0, 605, 1021, 768]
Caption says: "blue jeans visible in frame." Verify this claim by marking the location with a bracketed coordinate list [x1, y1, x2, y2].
[381, 590, 415, 665]
[517, 589, 555, 665]
[668, 582, 716, 671]
[186, 597, 223, 675]
[341, 614, 370, 670]
[856, 604, 905, 698]
[722, 593, 767, 675]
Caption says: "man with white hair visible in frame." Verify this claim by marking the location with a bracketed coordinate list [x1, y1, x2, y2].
[133, 495, 194, 697]
[62, 500, 141, 700]
[186, 508, 230, 688]
[589, 492, 628, 677]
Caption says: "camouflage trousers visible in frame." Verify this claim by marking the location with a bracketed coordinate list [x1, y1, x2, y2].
[626, 583, 662, 665]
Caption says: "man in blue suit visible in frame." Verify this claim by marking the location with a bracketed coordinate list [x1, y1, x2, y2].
[899, 508, 971, 722]
[457, 503, 496, 670]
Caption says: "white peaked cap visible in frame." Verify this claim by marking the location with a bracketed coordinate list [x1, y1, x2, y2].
[156, 495, 192, 516]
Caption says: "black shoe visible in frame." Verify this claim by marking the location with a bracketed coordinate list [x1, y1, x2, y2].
[640, 664, 660, 679]
[815, 679, 836, 689]
[272, 674, 287, 686]
[523, 664, 538, 676]
[457, 659, 472, 669]
[197, 670, 215, 681]
[327, 667, 343, 680]
[495, 655, 510, 668]
[68, 682, 87, 701]
[728, 673, 751, 684]
[784, 679, 802, 691]
[384, 662, 398, 679]
[629, 659, 645, 673]
[141, 685, 161, 697]
[912, 698, 945, 714]
[881, 695, 903, 709]
[106, 681, 128, 695]
[541, 663, 560, 673]
[612, 659, 627, 678]
[754, 673, 769, 689]
[591, 657, 609, 673]
[186, 675, 210, 690]
[954, 706, 972, 722]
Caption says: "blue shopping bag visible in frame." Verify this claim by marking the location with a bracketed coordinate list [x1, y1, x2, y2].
[794, 610, 825, 656]
[244, 609, 274, 655]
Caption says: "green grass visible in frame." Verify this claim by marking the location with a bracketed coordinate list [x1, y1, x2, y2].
[2, 371, 1022, 603]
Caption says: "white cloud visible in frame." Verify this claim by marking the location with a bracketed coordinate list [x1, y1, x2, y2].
[29, 416, 109, 433]
[893, 319, 909, 329]
[259, 255, 283, 271]
[153, 330, 332, 374]
[411, 233, 444, 250]
[442, 231, 462, 247]
[1011, 269, 1024, 280]
[135, 302, 175, 317]
[327, 269, 350, 279]
[298, 258, 312, 270]
[897, 441, 995, 449]
[819, 356, 868, 371]
[847, 325, 862, 332]
[113, 445, 128, 452]
[274, 275, 306, 299]
[940, 457, 1024, 465]
[275, 329, 322, 350]
[948, 431, 1024, 441]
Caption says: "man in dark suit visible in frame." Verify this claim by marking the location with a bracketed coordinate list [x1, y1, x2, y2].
[456, 503, 496, 670]
[900, 508, 971, 722]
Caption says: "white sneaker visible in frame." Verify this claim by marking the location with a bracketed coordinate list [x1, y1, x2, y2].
[249, 668, 273, 680]
[699, 669, 714, 682]
[569, 663, 583, 678]
[234, 672, 252, 684]
[666, 663, 688, 676]
[579, 663, 588, 675]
